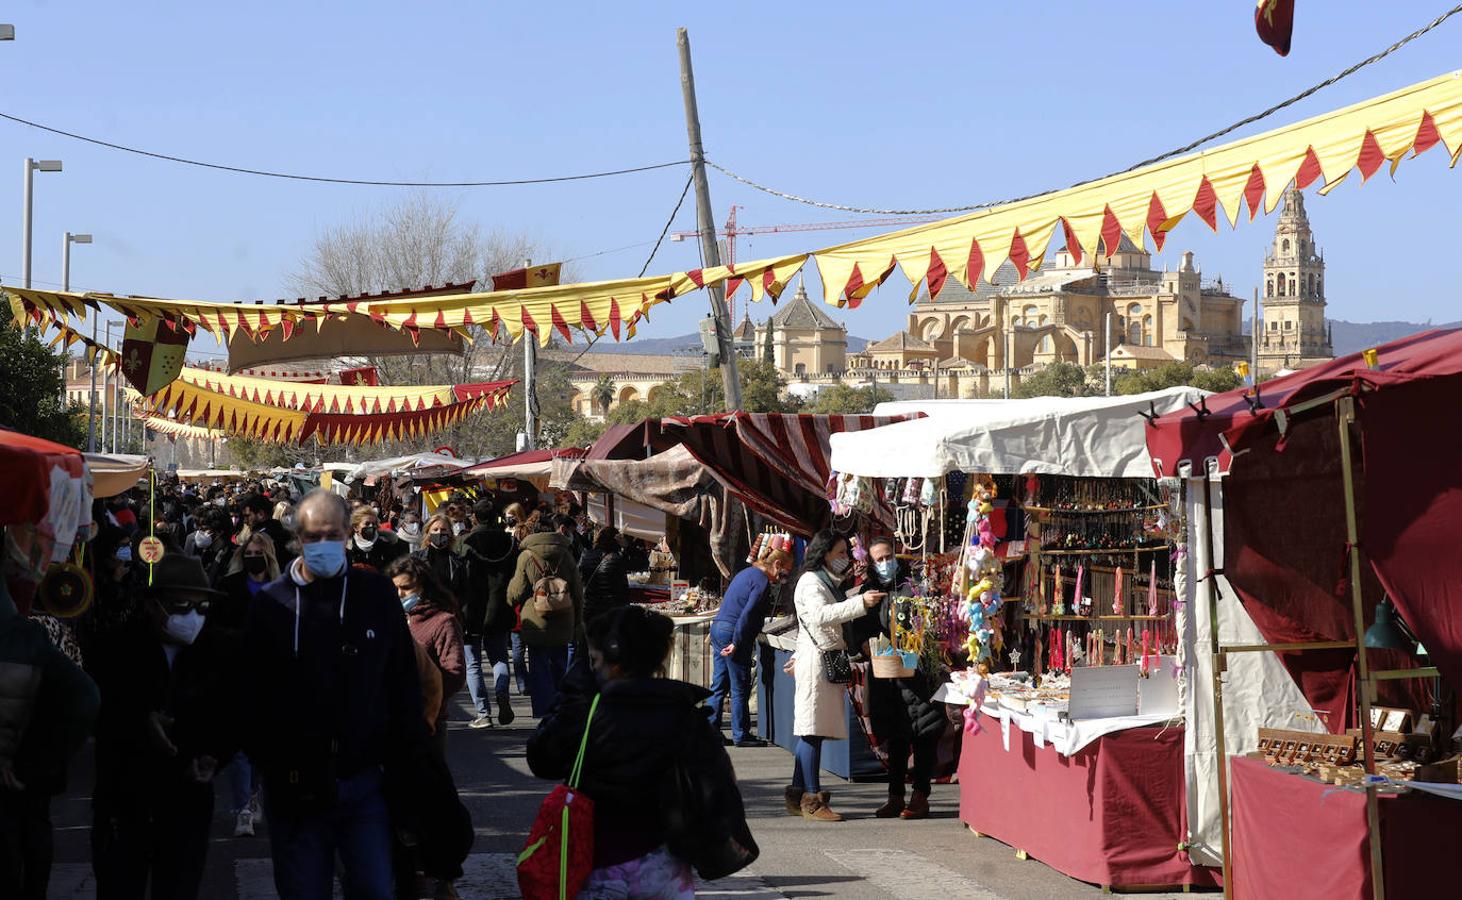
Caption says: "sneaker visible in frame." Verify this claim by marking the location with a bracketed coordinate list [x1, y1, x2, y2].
[233, 808, 255, 837]
[469, 715, 494, 729]
[735, 737, 769, 748]
[496, 692, 515, 726]
[248, 794, 264, 826]
[722, 734, 734, 746]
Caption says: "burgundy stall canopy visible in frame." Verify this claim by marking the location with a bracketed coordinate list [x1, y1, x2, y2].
[1146, 328, 1462, 729]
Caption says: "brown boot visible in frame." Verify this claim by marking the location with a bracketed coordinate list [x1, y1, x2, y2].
[783, 785, 803, 816]
[900, 790, 930, 820]
[874, 791, 905, 818]
[801, 791, 844, 822]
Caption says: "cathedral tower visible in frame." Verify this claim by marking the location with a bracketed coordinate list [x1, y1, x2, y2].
[1260, 187, 1332, 368]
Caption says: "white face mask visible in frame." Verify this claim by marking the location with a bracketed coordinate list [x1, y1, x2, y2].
[400, 522, 422, 538]
[826, 556, 850, 576]
[452, 521, 468, 536]
[193, 531, 214, 550]
[164, 610, 206, 645]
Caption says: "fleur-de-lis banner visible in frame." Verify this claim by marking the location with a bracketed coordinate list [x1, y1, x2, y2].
[120, 317, 190, 396]
[1255, 0, 1295, 57]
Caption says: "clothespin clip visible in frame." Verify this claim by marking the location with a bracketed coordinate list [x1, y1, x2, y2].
[1245, 386, 1264, 414]
[1187, 397, 1211, 421]
[1138, 401, 1160, 426]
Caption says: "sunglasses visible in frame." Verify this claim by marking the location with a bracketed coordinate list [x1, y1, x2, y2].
[155, 596, 211, 614]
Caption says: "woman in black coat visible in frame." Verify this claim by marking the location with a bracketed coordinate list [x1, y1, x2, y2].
[526, 606, 756, 893]
[578, 526, 630, 625]
[861, 538, 946, 820]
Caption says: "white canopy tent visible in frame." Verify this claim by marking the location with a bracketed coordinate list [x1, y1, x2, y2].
[832, 388, 1208, 479]
[828, 388, 1312, 868]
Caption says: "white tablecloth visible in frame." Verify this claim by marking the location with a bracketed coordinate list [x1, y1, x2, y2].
[934, 682, 1181, 756]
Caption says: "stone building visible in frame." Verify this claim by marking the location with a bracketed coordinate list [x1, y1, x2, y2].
[1258, 186, 1334, 371]
[753, 279, 847, 378]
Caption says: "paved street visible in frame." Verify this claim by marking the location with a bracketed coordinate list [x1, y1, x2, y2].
[49, 692, 1206, 898]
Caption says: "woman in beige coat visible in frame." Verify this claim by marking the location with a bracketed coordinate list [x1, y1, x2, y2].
[786, 530, 882, 822]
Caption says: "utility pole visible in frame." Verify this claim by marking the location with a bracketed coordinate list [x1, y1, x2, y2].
[522, 257, 539, 450]
[1250, 287, 1259, 384]
[677, 27, 743, 411]
[1104, 311, 1113, 396]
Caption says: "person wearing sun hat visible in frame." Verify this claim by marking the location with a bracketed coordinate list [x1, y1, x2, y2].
[87, 552, 241, 899]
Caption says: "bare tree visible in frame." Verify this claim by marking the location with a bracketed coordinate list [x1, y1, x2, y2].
[287, 192, 582, 459]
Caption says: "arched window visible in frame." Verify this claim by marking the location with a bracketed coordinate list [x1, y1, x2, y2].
[1289, 276, 1297, 295]
[1127, 303, 1143, 318]
[1128, 320, 1142, 345]
[1022, 305, 1038, 327]
[1143, 315, 1154, 346]
[1038, 335, 1052, 354]
[1282, 238, 1290, 253]
[1266, 277, 1273, 297]
[1277, 277, 1286, 296]
[1316, 276, 1322, 296]
[794, 363, 806, 376]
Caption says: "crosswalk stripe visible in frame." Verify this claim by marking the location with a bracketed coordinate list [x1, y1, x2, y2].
[824, 848, 1006, 900]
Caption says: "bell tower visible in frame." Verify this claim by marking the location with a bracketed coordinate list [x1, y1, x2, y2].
[1260, 187, 1332, 369]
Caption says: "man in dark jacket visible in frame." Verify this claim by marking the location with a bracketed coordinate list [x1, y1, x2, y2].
[507, 517, 584, 718]
[459, 499, 518, 729]
[87, 554, 239, 899]
[240, 492, 294, 567]
[244, 490, 428, 900]
[857, 538, 946, 820]
[0, 579, 99, 900]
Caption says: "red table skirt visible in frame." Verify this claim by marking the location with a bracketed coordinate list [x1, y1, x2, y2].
[1230, 755, 1462, 899]
[958, 711, 1218, 890]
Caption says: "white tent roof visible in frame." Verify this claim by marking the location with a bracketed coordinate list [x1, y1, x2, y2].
[831, 387, 1208, 478]
[347, 452, 467, 483]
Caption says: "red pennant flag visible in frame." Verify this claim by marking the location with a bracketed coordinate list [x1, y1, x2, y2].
[926, 248, 948, 300]
[550, 304, 573, 343]
[337, 365, 379, 386]
[608, 299, 622, 341]
[1146, 193, 1170, 251]
[1254, 0, 1295, 57]
[578, 300, 597, 331]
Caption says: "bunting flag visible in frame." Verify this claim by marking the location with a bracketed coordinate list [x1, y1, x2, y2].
[141, 416, 227, 440]
[491, 262, 562, 291]
[120, 317, 190, 395]
[337, 365, 379, 386]
[1255, 0, 1296, 57]
[4, 67, 1460, 351]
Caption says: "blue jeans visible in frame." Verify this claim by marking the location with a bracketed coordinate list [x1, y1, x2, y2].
[705, 620, 754, 743]
[227, 751, 256, 812]
[265, 768, 394, 900]
[525, 644, 569, 718]
[791, 736, 825, 795]
[462, 631, 511, 717]
[510, 631, 528, 694]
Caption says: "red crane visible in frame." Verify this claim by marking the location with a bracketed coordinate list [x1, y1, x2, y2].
[670, 206, 946, 320]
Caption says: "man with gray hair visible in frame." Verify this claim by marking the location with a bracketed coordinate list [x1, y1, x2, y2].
[243, 489, 427, 899]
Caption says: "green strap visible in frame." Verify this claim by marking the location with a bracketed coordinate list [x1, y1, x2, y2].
[559, 693, 600, 899]
[567, 693, 600, 789]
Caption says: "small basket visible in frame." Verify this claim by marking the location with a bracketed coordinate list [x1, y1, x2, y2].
[871, 651, 917, 679]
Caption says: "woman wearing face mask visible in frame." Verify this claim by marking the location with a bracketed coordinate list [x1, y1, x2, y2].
[346, 505, 408, 573]
[212, 533, 279, 836]
[397, 511, 426, 552]
[412, 514, 470, 608]
[87, 554, 239, 899]
[786, 529, 882, 822]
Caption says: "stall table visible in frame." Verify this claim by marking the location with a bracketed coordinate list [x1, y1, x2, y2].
[958, 709, 1218, 891]
[664, 612, 715, 690]
[755, 637, 882, 780]
[1229, 755, 1462, 899]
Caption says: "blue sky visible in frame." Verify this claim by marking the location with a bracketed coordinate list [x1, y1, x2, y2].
[3, 1, 1459, 358]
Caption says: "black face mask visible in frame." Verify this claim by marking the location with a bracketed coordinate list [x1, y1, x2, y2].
[429, 533, 451, 549]
[359, 526, 378, 541]
[243, 556, 268, 576]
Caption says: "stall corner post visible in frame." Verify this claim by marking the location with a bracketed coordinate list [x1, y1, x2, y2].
[1200, 468, 1234, 900]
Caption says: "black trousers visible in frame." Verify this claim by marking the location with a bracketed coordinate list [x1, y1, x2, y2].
[885, 732, 938, 798]
[0, 787, 53, 900]
[92, 781, 214, 900]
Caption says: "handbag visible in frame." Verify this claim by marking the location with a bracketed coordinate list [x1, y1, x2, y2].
[517, 694, 600, 900]
[796, 603, 852, 685]
[662, 726, 760, 880]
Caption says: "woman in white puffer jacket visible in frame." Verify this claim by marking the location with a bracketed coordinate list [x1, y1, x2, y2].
[785, 529, 882, 822]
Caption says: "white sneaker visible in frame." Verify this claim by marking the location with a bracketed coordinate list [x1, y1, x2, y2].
[248, 794, 264, 825]
[233, 808, 255, 837]
[469, 715, 494, 729]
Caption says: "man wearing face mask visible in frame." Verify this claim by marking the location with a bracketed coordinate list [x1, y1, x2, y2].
[239, 493, 295, 568]
[346, 506, 407, 574]
[87, 554, 239, 899]
[244, 490, 428, 900]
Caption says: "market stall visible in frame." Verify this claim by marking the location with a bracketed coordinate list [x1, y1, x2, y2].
[1, 430, 93, 617]
[1146, 329, 1462, 899]
[826, 388, 1228, 889]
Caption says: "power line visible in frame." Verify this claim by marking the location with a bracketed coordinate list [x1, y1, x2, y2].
[0, 109, 688, 187]
[707, 3, 1462, 216]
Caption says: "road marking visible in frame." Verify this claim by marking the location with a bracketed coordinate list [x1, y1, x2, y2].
[57, 852, 788, 898]
[824, 848, 1006, 900]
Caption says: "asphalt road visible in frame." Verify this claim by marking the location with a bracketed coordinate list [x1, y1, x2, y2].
[47, 691, 1210, 898]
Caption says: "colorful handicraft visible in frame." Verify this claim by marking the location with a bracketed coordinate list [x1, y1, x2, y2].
[956, 477, 1004, 664]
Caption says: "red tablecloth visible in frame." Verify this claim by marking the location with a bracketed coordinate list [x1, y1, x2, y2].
[1230, 755, 1462, 899]
[958, 710, 1217, 890]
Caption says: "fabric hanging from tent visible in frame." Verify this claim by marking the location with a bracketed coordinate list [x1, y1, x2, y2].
[8, 68, 1459, 352]
[141, 416, 226, 440]
[83, 453, 151, 498]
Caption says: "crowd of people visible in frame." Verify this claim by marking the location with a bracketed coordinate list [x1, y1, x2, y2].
[0, 471, 950, 899]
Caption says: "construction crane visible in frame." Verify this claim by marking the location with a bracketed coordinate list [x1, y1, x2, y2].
[670, 205, 946, 320]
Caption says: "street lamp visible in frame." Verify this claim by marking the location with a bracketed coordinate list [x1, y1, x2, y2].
[22, 158, 63, 289]
[0, 25, 15, 41]
[67, 232, 99, 449]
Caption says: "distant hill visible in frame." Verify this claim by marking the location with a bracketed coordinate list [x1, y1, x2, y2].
[589, 332, 870, 355]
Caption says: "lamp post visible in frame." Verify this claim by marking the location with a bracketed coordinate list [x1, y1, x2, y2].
[22, 159, 63, 290]
[104, 321, 117, 453]
[67, 232, 99, 448]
